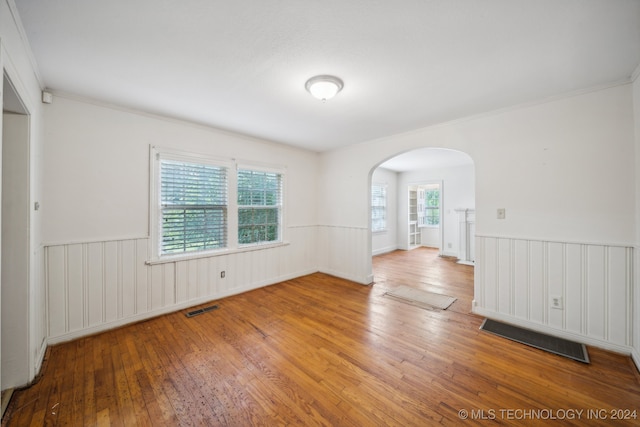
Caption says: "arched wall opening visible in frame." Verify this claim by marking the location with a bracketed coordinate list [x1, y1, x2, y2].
[316, 82, 635, 359]
[367, 147, 475, 289]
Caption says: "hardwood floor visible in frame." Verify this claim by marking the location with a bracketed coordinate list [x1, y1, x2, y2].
[4, 248, 640, 426]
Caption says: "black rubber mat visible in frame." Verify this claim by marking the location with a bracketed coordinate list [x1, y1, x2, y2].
[480, 318, 589, 363]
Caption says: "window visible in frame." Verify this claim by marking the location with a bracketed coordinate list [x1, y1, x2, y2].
[424, 188, 440, 226]
[418, 183, 440, 227]
[371, 183, 387, 232]
[237, 169, 282, 245]
[158, 158, 228, 256]
[150, 147, 286, 262]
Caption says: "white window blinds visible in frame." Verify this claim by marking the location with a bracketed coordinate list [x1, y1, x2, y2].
[160, 159, 228, 255]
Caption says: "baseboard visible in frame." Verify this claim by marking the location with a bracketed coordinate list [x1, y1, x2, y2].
[372, 245, 398, 256]
[441, 250, 459, 258]
[473, 307, 634, 356]
[632, 347, 640, 373]
[32, 336, 48, 383]
[318, 268, 373, 285]
[1, 389, 13, 420]
[47, 268, 318, 345]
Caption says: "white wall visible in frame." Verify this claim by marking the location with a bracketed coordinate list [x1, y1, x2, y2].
[0, 0, 46, 388]
[398, 163, 475, 256]
[319, 83, 636, 354]
[371, 167, 398, 255]
[43, 96, 319, 243]
[1, 113, 29, 388]
[42, 95, 320, 343]
[633, 68, 640, 369]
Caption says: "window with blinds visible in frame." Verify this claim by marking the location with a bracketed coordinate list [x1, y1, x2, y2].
[371, 183, 387, 232]
[160, 159, 228, 255]
[237, 169, 282, 245]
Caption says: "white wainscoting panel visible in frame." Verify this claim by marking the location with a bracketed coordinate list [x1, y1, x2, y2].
[46, 226, 318, 343]
[475, 236, 633, 352]
[317, 225, 373, 284]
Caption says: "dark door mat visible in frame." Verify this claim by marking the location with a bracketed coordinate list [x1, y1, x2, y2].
[480, 318, 589, 363]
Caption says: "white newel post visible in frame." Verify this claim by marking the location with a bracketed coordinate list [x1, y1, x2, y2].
[455, 208, 475, 265]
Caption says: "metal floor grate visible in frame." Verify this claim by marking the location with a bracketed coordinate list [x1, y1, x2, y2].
[185, 305, 219, 318]
[480, 318, 589, 363]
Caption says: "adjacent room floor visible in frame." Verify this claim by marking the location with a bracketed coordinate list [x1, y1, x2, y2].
[3, 248, 639, 426]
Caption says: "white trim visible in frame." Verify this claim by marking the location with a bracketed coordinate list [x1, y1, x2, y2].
[632, 348, 640, 373]
[145, 241, 291, 266]
[6, 0, 45, 89]
[236, 161, 287, 175]
[475, 233, 634, 249]
[318, 268, 373, 285]
[441, 250, 459, 258]
[152, 145, 236, 167]
[43, 235, 150, 248]
[372, 245, 398, 256]
[318, 224, 369, 230]
[43, 224, 316, 248]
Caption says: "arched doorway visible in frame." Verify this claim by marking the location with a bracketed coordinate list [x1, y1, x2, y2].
[368, 147, 475, 309]
[370, 147, 474, 258]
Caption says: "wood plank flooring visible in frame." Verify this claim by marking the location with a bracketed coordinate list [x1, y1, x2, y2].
[4, 248, 640, 426]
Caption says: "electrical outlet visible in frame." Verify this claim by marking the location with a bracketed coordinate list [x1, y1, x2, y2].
[551, 295, 563, 309]
[220, 271, 225, 279]
[448, 243, 452, 249]
[497, 208, 506, 220]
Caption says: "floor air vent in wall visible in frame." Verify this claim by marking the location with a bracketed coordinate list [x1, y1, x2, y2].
[186, 305, 219, 318]
[480, 318, 590, 363]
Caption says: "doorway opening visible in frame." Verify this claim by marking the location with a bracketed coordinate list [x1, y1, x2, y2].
[370, 147, 474, 258]
[1, 73, 30, 410]
[369, 147, 475, 309]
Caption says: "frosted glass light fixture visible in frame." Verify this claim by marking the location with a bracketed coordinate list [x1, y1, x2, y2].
[305, 75, 344, 101]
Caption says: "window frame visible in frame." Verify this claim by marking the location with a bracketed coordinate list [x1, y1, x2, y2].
[371, 183, 388, 233]
[237, 164, 284, 247]
[149, 147, 287, 264]
[417, 182, 441, 228]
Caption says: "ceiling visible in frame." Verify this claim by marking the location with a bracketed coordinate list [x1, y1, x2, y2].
[15, 0, 640, 153]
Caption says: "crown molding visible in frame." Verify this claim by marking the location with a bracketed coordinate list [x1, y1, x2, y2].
[5, 0, 44, 89]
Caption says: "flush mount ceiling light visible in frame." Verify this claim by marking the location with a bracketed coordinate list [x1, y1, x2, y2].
[305, 75, 344, 101]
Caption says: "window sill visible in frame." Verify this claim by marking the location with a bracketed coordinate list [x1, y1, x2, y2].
[146, 241, 290, 265]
